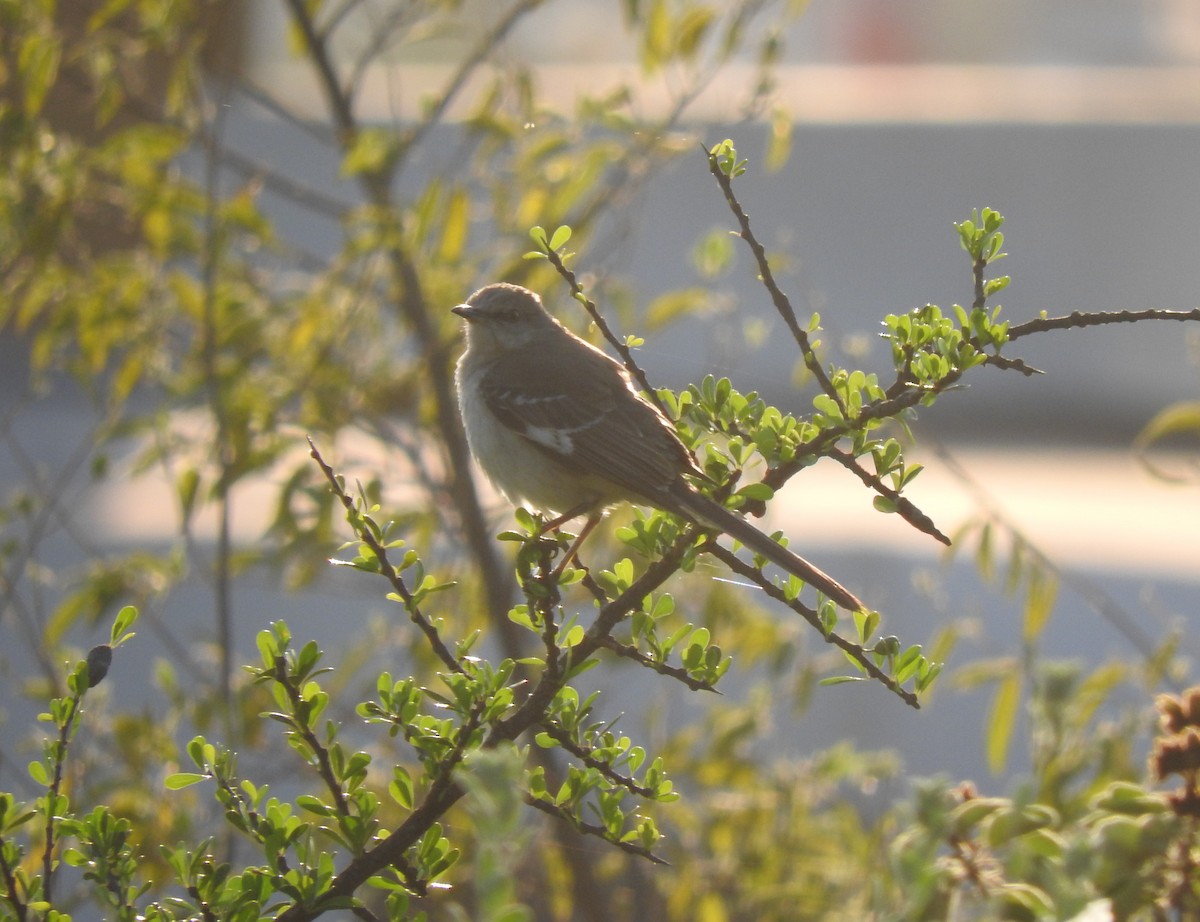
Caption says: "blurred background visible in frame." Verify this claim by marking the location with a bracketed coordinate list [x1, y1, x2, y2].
[3, 0, 1199, 805]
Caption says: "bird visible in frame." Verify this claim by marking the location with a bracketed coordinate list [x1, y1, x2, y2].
[451, 282, 865, 612]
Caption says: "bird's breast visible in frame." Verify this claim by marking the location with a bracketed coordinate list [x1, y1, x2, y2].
[456, 358, 611, 515]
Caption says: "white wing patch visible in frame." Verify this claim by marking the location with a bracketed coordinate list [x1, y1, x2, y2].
[496, 390, 610, 458]
[524, 425, 575, 454]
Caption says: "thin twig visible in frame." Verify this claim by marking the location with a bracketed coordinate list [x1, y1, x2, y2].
[0, 834, 27, 921]
[187, 885, 220, 922]
[308, 438, 466, 675]
[706, 543, 921, 709]
[274, 698, 489, 921]
[827, 446, 951, 546]
[931, 441, 1161, 660]
[532, 544, 564, 682]
[595, 635, 719, 692]
[537, 721, 668, 798]
[344, 3, 423, 107]
[284, 0, 522, 653]
[210, 771, 292, 874]
[704, 144, 845, 413]
[272, 655, 351, 816]
[234, 78, 339, 147]
[522, 797, 668, 865]
[317, 0, 367, 41]
[543, 248, 672, 418]
[198, 78, 236, 720]
[983, 353, 1043, 376]
[41, 692, 82, 902]
[285, 0, 356, 141]
[1007, 307, 1200, 341]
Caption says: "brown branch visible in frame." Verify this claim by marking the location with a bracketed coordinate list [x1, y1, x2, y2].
[198, 79, 237, 722]
[828, 446, 951, 546]
[486, 539, 697, 751]
[543, 248, 672, 418]
[285, 0, 522, 658]
[271, 655, 351, 816]
[536, 722, 660, 799]
[595, 635, 720, 692]
[284, 0, 356, 142]
[308, 439, 465, 676]
[931, 442, 1160, 660]
[705, 144, 845, 414]
[1007, 307, 1200, 341]
[522, 797, 668, 865]
[705, 543, 920, 709]
[394, 0, 546, 165]
[275, 697, 488, 921]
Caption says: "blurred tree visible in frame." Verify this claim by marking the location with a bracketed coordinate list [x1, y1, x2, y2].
[2, 2, 1199, 920]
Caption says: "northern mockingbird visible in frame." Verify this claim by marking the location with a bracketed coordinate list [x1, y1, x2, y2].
[452, 282, 864, 612]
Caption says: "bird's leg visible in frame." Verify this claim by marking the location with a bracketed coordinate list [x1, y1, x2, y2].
[552, 512, 602, 577]
[529, 503, 601, 579]
[536, 500, 594, 535]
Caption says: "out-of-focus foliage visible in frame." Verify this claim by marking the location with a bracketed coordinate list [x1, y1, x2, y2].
[2, 2, 1199, 920]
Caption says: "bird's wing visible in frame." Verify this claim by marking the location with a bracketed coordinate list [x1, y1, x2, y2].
[479, 344, 690, 501]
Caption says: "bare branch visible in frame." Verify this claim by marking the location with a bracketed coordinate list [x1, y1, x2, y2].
[1008, 307, 1200, 341]
[544, 248, 672, 418]
[705, 145, 845, 414]
[395, 0, 547, 165]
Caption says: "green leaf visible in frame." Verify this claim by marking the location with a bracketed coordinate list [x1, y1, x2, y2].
[548, 225, 572, 250]
[641, 0, 670, 70]
[852, 609, 879, 644]
[675, 6, 716, 58]
[1021, 569, 1058, 644]
[734, 482, 774, 502]
[1134, 399, 1200, 482]
[296, 794, 333, 816]
[645, 287, 711, 328]
[18, 29, 61, 114]
[986, 672, 1021, 775]
[341, 128, 398, 177]
[984, 276, 1010, 297]
[438, 186, 470, 262]
[176, 467, 200, 526]
[164, 772, 207, 790]
[111, 604, 138, 644]
[28, 760, 50, 787]
[691, 230, 735, 279]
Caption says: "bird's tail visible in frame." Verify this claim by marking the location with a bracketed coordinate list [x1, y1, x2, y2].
[667, 484, 866, 613]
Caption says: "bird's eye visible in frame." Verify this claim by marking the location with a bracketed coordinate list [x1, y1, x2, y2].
[501, 309, 521, 323]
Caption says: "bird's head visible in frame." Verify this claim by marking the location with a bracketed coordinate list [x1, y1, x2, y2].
[452, 283, 560, 352]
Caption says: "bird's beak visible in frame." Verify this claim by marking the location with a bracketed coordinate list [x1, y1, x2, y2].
[451, 303, 474, 321]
